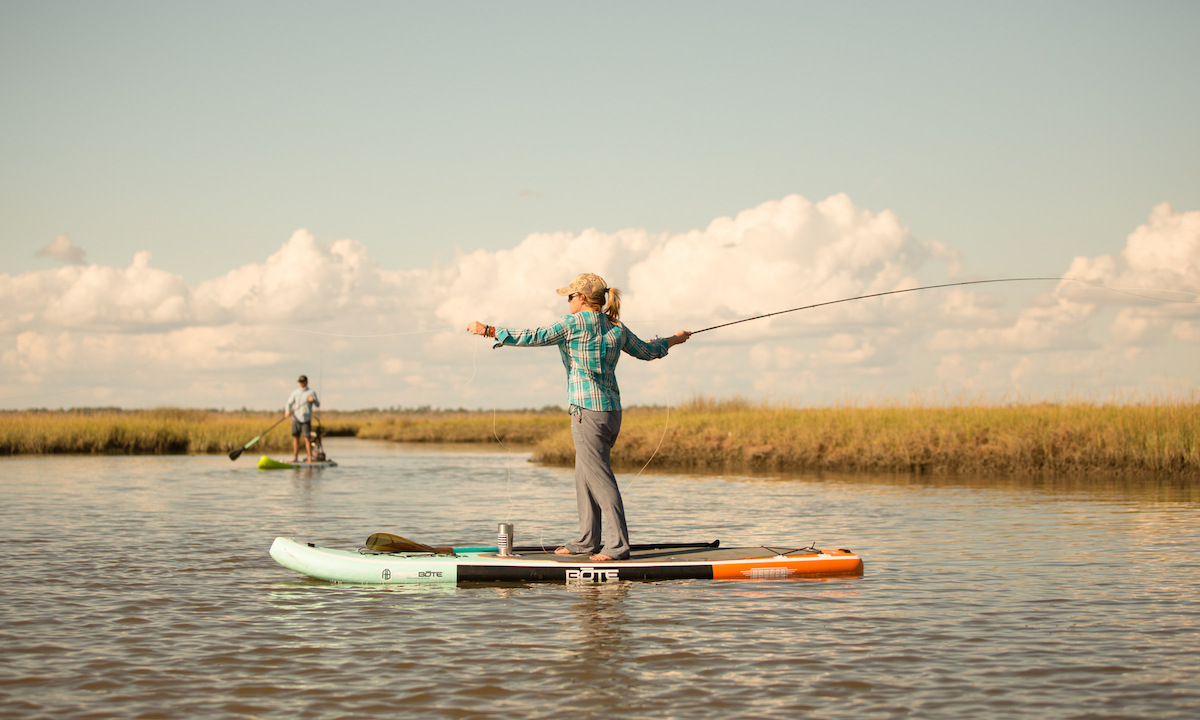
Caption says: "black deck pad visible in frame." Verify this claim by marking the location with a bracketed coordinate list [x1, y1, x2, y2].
[504, 546, 816, 563]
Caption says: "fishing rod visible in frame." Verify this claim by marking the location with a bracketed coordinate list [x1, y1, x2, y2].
[690, 276, 1196, 335]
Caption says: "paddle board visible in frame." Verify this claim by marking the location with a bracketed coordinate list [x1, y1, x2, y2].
[269, 536, 863, 584]
[257, 455, 338, 470]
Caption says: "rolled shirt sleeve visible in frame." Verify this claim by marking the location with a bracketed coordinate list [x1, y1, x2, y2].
[493, 317, 573, 348]
[621, 328, 670, 361]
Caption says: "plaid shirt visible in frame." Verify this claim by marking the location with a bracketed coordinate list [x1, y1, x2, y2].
[495, 312, 670, 411]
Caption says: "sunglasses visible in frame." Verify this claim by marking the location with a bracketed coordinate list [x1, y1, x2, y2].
[567, 293, 581, 302]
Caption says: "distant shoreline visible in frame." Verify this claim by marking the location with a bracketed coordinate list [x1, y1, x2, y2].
[2, 401, 1197, 478]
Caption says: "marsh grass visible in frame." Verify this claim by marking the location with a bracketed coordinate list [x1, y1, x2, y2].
[0, 408, 563, 455]
[4, 399, 1198, 478]
[532, 397, 1200, 477]
[354, 412, 561, 445]
[0, 409, 297, 455]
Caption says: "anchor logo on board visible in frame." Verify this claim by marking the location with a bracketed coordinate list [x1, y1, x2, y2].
[382, 568, 392, 580]
[566, 567, 620, 583]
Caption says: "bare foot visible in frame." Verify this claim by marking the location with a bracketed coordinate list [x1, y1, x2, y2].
[554, 547, 573, 555]
[589, 553, 616, 562]
[289, 457, 299, 462]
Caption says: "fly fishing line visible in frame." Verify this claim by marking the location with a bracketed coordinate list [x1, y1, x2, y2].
[691, 276, 1197, 335]
[463, 334, 519, 524]
[267, 326, 458, 338]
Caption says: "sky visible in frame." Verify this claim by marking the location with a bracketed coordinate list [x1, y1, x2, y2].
[2, 0, 1198, 411]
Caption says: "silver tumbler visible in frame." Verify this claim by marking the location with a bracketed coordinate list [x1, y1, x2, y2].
[497, 523, 514, 556]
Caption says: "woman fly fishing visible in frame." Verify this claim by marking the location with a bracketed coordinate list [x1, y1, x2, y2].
[467, 273, 691, 561]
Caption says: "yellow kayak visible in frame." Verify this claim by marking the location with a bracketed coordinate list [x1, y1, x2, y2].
[257, 455, 338, 470]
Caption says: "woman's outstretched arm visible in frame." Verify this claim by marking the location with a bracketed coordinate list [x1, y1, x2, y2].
[467, 318, 573, 347]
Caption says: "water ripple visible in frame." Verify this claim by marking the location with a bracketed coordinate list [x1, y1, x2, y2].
[1, 440, 1198, 719]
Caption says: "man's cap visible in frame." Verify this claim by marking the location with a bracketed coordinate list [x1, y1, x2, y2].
[298, 375, 308, 382]
[556, 273, 608, 297]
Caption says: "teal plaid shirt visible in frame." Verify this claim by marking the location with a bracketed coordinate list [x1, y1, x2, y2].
[494, 312, 671, 411]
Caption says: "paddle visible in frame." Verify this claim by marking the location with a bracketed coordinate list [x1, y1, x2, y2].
[229, 416, 289, 461]
[365, 532, 455, 555]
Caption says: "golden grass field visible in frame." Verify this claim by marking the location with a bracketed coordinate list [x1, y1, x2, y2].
[531, 397, 1200, 477]
[2, 398, 1197, 477]
[0, 408, 561, 456]
[0, 408, 299, 455]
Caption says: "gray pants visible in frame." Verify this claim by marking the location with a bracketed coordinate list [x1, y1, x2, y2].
[564, 408, 630, 560]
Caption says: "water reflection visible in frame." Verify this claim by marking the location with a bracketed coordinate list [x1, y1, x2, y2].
[561, 582, 637, 709]
[2, 440, 1199, 720]
[571, 582, 633, 657]
[725, 468, 1200, 503]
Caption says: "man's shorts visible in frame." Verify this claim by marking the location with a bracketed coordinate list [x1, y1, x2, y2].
[291, 419, 312, 438]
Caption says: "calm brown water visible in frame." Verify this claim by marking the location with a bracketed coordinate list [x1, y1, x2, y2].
[2, 438, 1199, 719]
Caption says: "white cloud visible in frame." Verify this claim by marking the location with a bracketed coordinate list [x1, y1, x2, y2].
[930, 203, 1200, 358]
[34, 234, 86, 265]
[627, 194, 934, 335]
[2, 230, 452, 335]
[2, 195, 1198, 409]
[928, 295, 1098, 353]
[936, 289, 1014, 326]
[1064, 203, 1200, 300]
[923, 202, 1200, 397]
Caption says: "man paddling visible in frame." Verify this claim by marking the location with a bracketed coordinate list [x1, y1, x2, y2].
[284, 375, 320, 463]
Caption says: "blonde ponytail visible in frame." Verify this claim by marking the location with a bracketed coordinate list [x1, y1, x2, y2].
[604, 286, 621, 324]
[582, 283, 621, 324]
